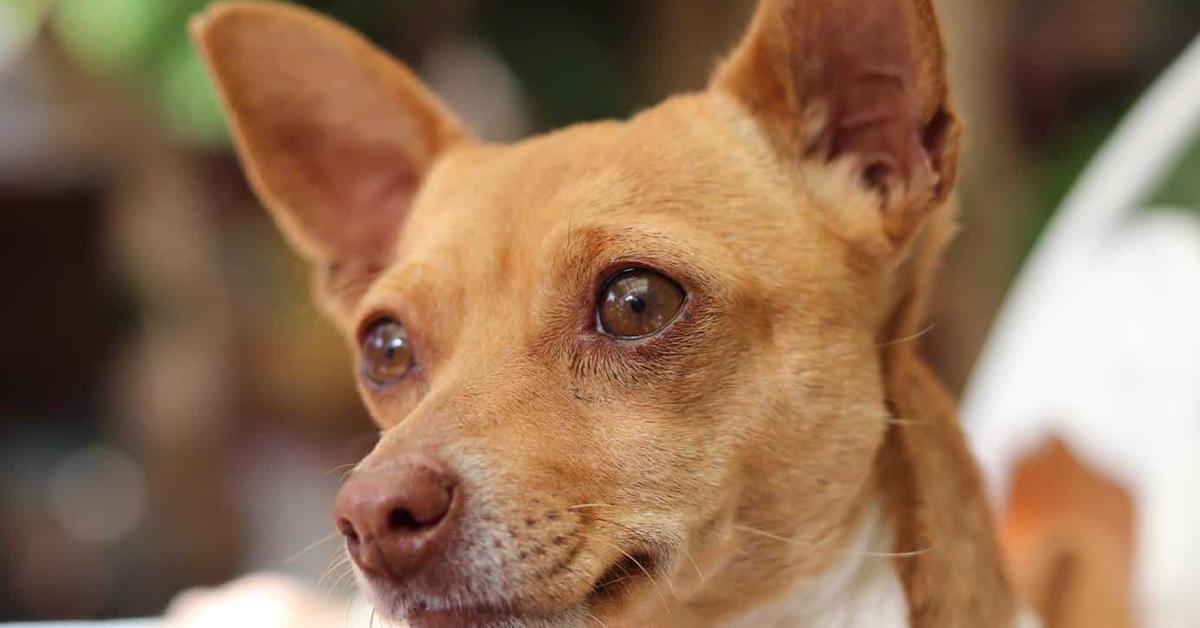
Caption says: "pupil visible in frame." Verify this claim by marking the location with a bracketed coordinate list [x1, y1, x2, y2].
[625, 294, 647, 314]
[384, 335, 405, 361]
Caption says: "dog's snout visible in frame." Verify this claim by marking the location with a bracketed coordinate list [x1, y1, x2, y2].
[334, 454, 459, 579]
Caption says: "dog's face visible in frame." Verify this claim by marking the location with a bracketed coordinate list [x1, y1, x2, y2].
[194, 0, 958, 626]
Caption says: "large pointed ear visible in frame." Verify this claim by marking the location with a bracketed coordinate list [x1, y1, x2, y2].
[712, 0, 959, 248]
[191, 2, 469, 317]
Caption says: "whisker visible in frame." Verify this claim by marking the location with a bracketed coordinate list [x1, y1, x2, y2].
[735, 524, 934, 558]
[584, 611, 610, 627]
[852, 546, 936, 558]
[326, 566, 352, 593]
[326, 462, 360, 477]
[877, 323, 936, 347]
[682, 547, 707, 583]
[318, 556, 352, 590]
[594, 572, 637, 589]
[734, 524, 844, 553]
[587, 515, 641, 537]
[565, 501, 708, 586]
[586, 517, 678, 596]
[330, 564, 357, 593]
[317, 557, 343, 589]
[734, 524, 807, 547]
[283, 532, 341, 565]
[578, 532, 672, 613]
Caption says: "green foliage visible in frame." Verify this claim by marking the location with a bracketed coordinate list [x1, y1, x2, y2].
[0, 0, 52, 61]
[46, 0, 411, 147]
[157, 34, 227, 147]
[2, 0, 51, 24]
[45, 0, 639, 146]
[1020, 98, 1200, 268]
[1151, 140, 1200, 210]
[52, 0, 226, 145]
[54, 0, 171, 76]
[479, 0, 634, 129]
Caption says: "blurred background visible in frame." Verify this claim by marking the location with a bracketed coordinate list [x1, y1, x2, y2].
[0, 0, 1197, 621]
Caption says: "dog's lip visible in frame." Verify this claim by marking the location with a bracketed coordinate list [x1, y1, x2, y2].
[404, 604, 536, 628]
[359, 540, 665, 624]
[585, 548, 661, 609]
[361, 575, 567, 627]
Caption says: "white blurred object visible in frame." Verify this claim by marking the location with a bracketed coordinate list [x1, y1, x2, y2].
[0, 623, 157, 628]
[161, 575, 378, 628]
[962, 35, 1200, 628]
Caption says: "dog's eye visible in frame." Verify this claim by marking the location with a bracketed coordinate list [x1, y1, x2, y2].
[361, 319, 414, 384]
[597, 269, 685, 339]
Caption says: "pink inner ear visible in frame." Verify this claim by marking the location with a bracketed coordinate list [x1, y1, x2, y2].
[193, 2, 470, 316]
[797, 0, 929, 194]
[715, 0, 955, 236]
[263, 115, 419, 266]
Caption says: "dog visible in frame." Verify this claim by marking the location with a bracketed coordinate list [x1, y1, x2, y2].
[186, 0, 1032, 625]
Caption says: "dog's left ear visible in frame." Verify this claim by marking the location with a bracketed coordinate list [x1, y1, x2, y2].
[191, 2, 470, 319]
[713, 0, 959, 247]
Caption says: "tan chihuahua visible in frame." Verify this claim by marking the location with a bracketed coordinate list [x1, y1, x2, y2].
[190, 0, 1030, 626]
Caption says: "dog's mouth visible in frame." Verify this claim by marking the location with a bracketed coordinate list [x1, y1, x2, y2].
[367, 588, 559, 628]
[364, 546, 664, 626]
[585, 548, 662, 612]
[402, 602, 547, 628]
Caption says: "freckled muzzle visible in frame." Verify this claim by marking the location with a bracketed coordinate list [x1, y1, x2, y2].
[331, 447, 676, 626]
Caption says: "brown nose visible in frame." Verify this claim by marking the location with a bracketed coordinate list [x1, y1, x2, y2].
[334, 454, 459, 580]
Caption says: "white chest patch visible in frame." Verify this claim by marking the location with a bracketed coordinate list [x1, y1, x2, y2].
[722, 505, 910, 628]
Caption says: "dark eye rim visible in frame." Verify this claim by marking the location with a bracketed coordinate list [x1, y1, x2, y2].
[356, 315, 419, 388]
[594, 266, 689, 341]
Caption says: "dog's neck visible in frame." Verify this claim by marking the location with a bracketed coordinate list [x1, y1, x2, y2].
[723, 503, 908, 628]
[714, 209, 1018, 628]
[722, 208, 1017, 628]
[722, 347, 1017, 628]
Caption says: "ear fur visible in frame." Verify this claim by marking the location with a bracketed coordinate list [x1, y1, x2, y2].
[712, 0, 960, 247]
[191, 1, 470, 317]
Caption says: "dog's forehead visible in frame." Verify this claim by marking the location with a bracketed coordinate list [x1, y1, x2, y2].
[358, 93, 862, 350]
[394, 94, 817, 274]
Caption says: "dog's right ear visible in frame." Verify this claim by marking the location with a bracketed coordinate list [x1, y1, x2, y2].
[191, 2, 469, 318]
[712, 0, 959, 252]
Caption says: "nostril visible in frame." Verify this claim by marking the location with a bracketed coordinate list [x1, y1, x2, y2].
[336, 516, 360, 543]
[334, 454, 458, 554]
[388, 506, 421, 531]
[389, 476, 456, 531]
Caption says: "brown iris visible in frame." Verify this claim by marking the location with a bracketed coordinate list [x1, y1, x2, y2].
[361, 319, 414, 384]
[597, 269, 686, 339]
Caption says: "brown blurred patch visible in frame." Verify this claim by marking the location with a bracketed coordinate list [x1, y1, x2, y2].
[1001, 436, 1135, 628]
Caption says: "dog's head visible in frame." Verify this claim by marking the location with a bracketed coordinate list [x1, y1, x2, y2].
[193, 0, 958, 625]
